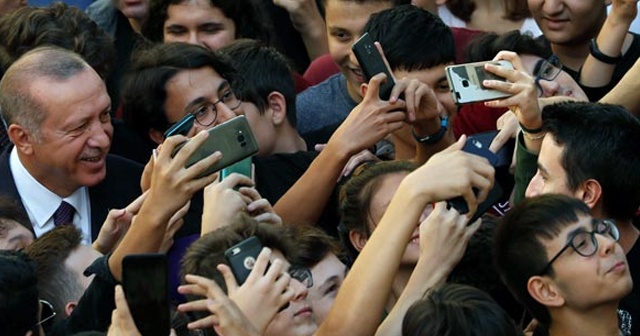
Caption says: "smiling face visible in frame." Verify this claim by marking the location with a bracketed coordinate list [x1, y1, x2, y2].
[539, 216, 632, 310]
[519, 54, 588, 100]
[161, 66, 239, 140]
[163, 0, 236, 51]
[22, 67, 113, 197]
[325, 0, 392, 101]
[527, 0, 606, 46]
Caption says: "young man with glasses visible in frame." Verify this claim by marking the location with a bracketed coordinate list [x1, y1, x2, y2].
[494, 194, 633, 336]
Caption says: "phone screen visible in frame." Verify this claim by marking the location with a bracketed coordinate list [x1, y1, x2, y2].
[122, 254, 170, 336]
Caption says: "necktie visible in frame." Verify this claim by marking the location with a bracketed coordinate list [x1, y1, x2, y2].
[53, 201, 75, 226]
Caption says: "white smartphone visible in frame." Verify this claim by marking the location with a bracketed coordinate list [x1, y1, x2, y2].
[445, 60, 514, 104]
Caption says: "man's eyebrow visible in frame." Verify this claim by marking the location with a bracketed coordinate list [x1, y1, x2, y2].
[217, 80, 231, 93]
[184, 97, 208, 113]
[537, 162, 549, 176]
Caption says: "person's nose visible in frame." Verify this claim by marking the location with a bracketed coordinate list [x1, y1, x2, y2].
[525, 170, 544, 198]
[289, 278, 309, 302]
[541, 0, 564, 16]
[538, 80, 560, 97]
[87, 120, 112, 149]
[215, 104, 237, 126]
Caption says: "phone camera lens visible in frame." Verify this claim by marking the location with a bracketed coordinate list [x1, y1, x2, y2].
[462, 80, 469, 88]
[237, 134, 245, 142]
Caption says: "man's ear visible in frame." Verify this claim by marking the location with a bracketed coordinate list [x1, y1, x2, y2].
[148, 129, 165, 145]
[528, 276, 565, 308]
[575, 179, 602, 211]
[360, 83, 369, 97]
[65, 301, 77, 317]
[8, 124, 35, 155]
[349, 230, 369, 252]
[266, 91, 287, 126]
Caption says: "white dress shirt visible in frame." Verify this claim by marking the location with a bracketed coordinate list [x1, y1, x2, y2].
[9, 147, 92, 244]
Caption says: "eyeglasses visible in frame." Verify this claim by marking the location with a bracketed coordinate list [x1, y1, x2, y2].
[533, 55, 563, 97]
[188, 89, 242, 127]
[538, 219, 620, 275]
[289, 267, 313, 288]
[164, 89, 242, 137]
[33, 299, 57, 330]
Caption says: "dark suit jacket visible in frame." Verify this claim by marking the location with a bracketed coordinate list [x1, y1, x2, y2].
[0, 147, 143, 241]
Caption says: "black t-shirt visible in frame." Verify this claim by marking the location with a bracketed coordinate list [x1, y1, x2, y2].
[536, 33, 640, 102]
[253, 151, 340, 237]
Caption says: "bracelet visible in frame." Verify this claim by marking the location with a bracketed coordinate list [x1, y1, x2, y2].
[589, 39, 622, 65]
[519, 122, 543, 134]
[522, 130, 546, 141]
[412, 117, 449, 145]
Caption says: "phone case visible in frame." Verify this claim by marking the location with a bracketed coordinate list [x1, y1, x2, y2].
[445, 60, 514, 104]
[172, 115, 259, 178]
[352, 32, 395, 100]
[225, 236, 264, 285]
[220, 157, 254, 180]
[122, 254, 170, 336]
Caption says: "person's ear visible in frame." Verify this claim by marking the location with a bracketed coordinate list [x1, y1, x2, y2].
[8, 124, 35, 155]
[360, 83, 369, 97]
[528, 276, 565, 308]
[148, 129, 165, 145]
[349, 230, 369, 252]
[65, 301, 77, 317]
[266, 91, 287, 126]
[576, 179, 602, 211]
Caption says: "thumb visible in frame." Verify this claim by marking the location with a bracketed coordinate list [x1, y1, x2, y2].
[364, 73, 387, 101]
[446, 134, 467, 152]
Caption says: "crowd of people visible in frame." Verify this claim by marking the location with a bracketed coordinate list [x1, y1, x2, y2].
[0, 0, 639, 335]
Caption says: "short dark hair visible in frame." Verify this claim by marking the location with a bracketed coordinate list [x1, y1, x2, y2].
[289, 225, 344, 269]
[0, 250, 39, 336]
[338, 160, 417, 262]
[402, 283, 522, 336]
[220, 39, 298, 127]
[0, 195, 31, 234]
[464, 30, 552, 63]
[121, 42, 238, 139]
[364, 5, 455, 72]
[0, 2, 114, 79]
[493, 194, 591, 328]
[25, 225, 85, 324]
[141, 0, 277, 48]
[542, 102, 640, 220]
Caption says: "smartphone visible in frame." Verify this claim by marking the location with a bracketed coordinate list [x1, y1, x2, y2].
[171, 115, 259, 178]
[467, 130, 515, 168]
[445, 60, 514, 104]
[352, 32, 395, 100]
[122, 254, 170, 336]
[225, 236, 264, 285]
[220, 157, 254, 180]
[446, 137, 504, 223]
[164, 113, 195, 138]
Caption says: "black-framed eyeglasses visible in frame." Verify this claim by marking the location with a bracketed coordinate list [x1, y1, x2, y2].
[164, 89, 242, 137]
[538, 219, 620, 275]
[188, 89, 242, 127]
[289, 267, 313, 288]
[533, 55, 563, 97]
[33, 299, 56, 330]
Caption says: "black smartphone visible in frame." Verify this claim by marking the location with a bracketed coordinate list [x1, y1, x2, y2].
[446, 137, 504, 223]
[122, 254, 170, 336]
[352, 32, 395, 100]
[225, 236, 263, 285]
[171, 115, 259, 178]
[467, 130, 515, 168]
[164, 113, 195, 138]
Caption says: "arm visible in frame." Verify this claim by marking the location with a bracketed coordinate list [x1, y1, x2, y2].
[579, 0, 637, 87]
[274, 74, 407, 225]
[375, 203, 480, 336]
[316, 138, 495, 336]
[600, 55, 640, 115]
[273, 0, 329, 60]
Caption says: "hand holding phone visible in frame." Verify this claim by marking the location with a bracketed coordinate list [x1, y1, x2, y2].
[352, 32, 395, 100]
[446, 60, 514, 104]
[172, 115, 259, 178]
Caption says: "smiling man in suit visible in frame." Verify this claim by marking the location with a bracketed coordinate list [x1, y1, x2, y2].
[0, 46, 142, 243]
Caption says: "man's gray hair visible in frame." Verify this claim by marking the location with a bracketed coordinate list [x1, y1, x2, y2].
[0, 46, 89, 137]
